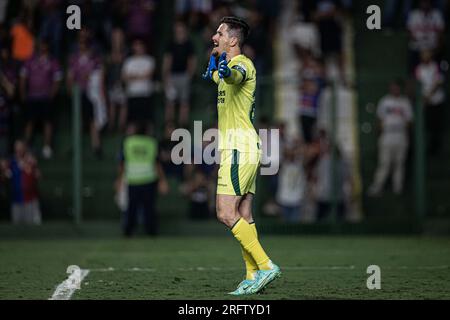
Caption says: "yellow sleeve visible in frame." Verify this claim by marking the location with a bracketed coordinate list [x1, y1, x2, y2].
[224, 59, 249, 85]
[224, 69, 244, 85]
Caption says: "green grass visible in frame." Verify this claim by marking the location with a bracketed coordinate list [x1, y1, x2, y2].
[0, 236, 449, 300]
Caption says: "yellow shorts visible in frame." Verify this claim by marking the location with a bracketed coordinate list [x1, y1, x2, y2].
[217, 149, 261, 196]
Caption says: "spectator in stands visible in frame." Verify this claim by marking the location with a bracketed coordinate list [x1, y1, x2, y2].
[81, 0, 112, 53]
[3, 140, 42, 225]
[244, 9, 268, 75]
[159, 120, 184, 180]
[316, 82, 354, 153]
[276, 141, 306, 223]
[312, 0, 344, 81]
[0, 1, 9, 25]
[301, 51, 325, 83]
[300, 134, 322, 221]
[415, 50, 446, 156]
[299, 77, 322, 144]
[162, 20, 197, 127]
[20, 39, 62, 159]
[110, 19, 126, 55]
[175, 0, 212, 16]
[0, 45, 16, 157]
[175, 0, 212, 30]
[21, 0, 39, 21]
[0, 154, 10, 218]
[385, 0, 448, 28]
[296, 0, 317, 25]
[180, 165, 211, 220]
[110, 0, 128, 32]
[368, 80, 413, 196]
[106, 28, 127, 132]
[261, 119, 294, 218]
[67, 28, 103, 158]
[406, 0, 445, 72]
[314, 135, 351, 221]
[86, 61, 108, 136]
[38, 0, 63, 59]
[290, 3, 321, 60]
[125, 0, 156, 51]
[384, 0, 414, 29]
[122, 39, 156, 132]
[117, 122, 169, 237]
[180, 123, 218, 215]
[9, 14, 34, 62]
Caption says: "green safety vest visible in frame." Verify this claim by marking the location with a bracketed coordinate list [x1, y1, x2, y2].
[124, 135, 158, 185]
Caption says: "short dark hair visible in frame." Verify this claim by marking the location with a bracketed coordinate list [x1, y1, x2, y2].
[220, 16, 250, 47]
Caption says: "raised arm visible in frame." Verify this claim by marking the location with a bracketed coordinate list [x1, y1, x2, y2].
[221, 66, 244, 85]
[202, 53, 219, 84]
[217, 52, 244, 85]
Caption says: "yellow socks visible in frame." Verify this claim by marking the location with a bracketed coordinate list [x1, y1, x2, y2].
[241, 222, 258, 280]
[232, 218, 271, 271]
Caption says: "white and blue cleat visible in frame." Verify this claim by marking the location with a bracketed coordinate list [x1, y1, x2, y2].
[245, 263, 281, 294]
[228, 279, 256, 296]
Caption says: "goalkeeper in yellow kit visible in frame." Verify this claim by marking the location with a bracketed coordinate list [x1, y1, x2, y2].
[202, 16, 281, 295]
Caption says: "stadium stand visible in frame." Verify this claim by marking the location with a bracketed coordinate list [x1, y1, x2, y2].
[0, 0, 449, 235]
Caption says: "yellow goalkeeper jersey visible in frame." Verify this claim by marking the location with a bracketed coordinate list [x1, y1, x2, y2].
[214, 54, 262, 154]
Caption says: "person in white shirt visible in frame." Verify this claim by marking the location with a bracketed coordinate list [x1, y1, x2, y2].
[406, 0, 445, 72]
[314, 141, 350, 222]
[368, 80, 413, 196]
[122, 39, 156, 130]
[415, 50, 446, 155]
[290, 17, 321, 59]
[276, 142, 306, 223]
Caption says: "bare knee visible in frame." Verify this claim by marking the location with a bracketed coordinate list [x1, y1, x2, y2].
[216, 203, 237, 227]
[216, 196, 240, 228]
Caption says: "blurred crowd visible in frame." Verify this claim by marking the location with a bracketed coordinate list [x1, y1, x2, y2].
[369, 0, 448, 198]
[261, 0, 448, 223]
[0, 0, 448, 228]
[260, 0, 355, 223]
[0, 0, 276, 227]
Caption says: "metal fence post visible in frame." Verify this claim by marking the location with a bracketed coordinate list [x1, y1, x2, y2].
[330, 82, 338, 225]
[72, 85, 82, 225]
[415, 82, 426, 223]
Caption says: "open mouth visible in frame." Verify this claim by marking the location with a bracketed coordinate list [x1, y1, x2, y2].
[213, 42, 219, 48]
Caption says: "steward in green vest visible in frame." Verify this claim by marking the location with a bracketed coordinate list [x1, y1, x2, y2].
[124, 135, 158, 186]
[117, 123, 168, 237]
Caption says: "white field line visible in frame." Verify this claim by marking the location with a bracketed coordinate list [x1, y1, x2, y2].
[49, 269, 90, 300]
[394, 265, 450, 270]
[86, 265, 450, 273]
[87, 266, 356, 272]
[90, 267, 156, 272]
[48, 264, 448, 299]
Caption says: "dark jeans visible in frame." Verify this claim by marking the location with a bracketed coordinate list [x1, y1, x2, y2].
[27, 98, 54, 123]
[123, 182, 158, 236]
[300, 115, 317, 144]
[425, 102, 445, 156]
[316, 201, 345, 222]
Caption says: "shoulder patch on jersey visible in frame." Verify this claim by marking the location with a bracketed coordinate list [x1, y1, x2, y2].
[236, 62, 247, 72]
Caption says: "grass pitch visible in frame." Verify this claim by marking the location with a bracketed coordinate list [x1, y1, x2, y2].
[0, 235, 449, 300]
